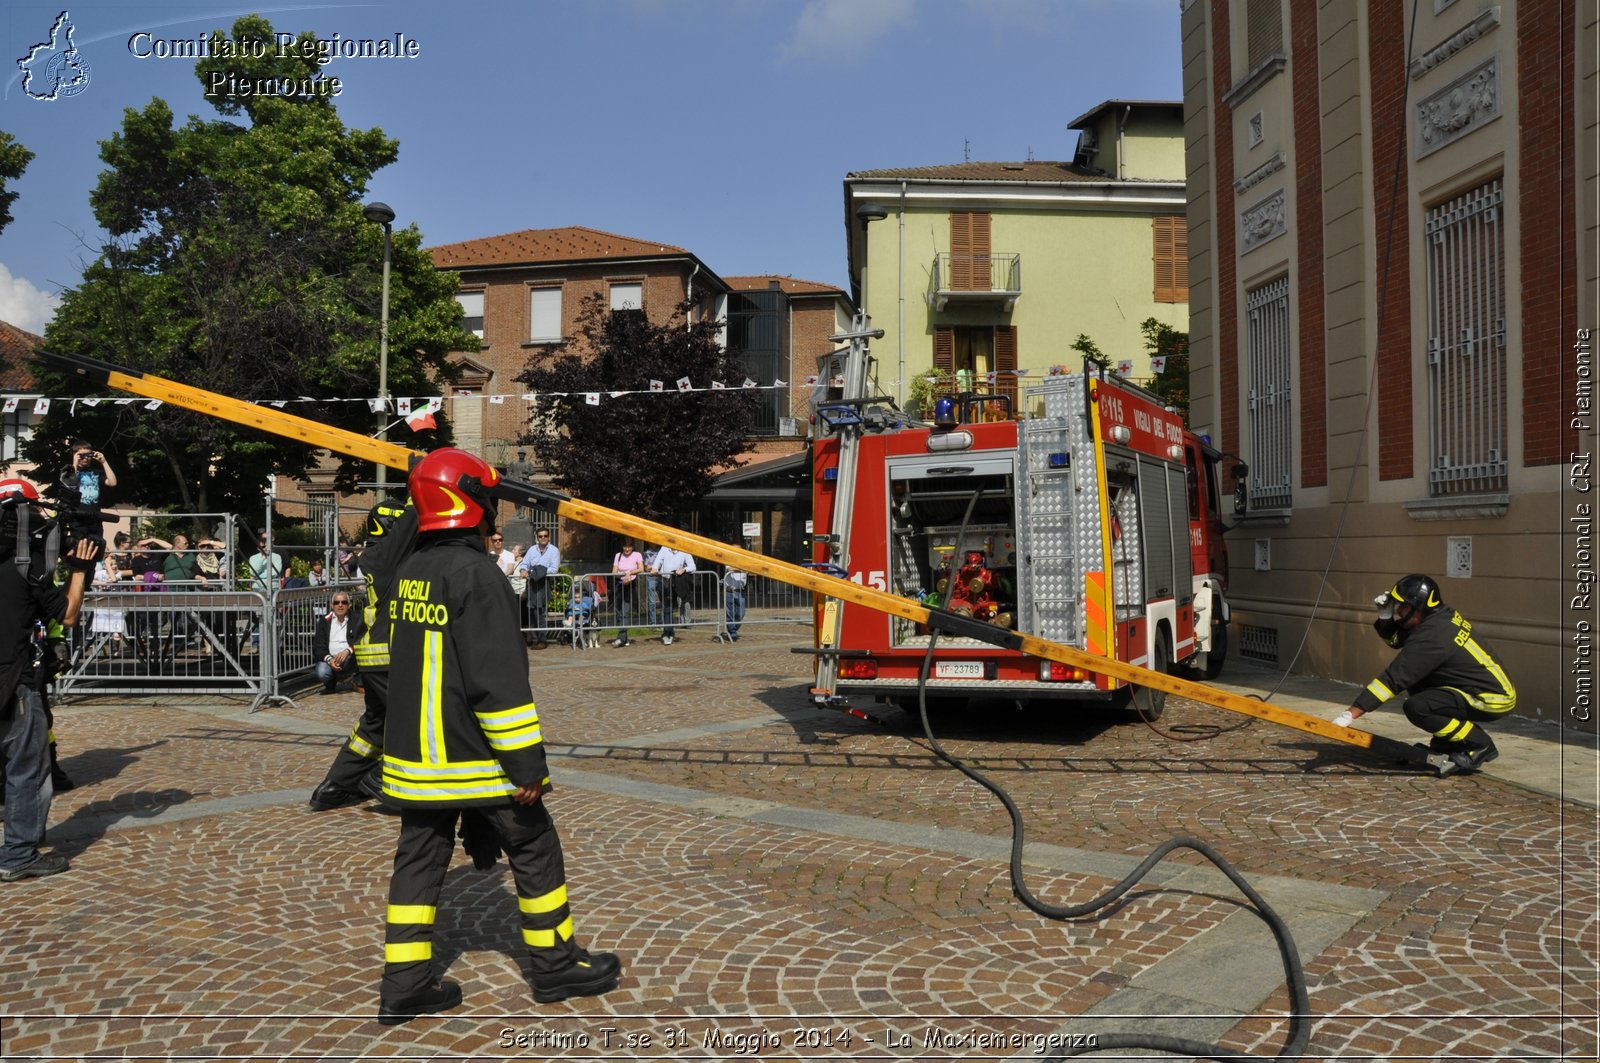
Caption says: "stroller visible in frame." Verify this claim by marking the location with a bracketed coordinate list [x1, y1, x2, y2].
[558, 577, 605, 649]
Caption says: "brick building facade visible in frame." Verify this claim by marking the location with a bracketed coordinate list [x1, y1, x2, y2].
[1182, 0, 1596, 719]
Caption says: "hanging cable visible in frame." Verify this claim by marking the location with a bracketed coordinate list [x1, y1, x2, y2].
[1246, 0, 1423, 706]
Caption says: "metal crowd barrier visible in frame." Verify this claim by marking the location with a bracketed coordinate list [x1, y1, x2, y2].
[59, 586, 272, 704]
[55, 558, 818, 700]
[511, 567, 812, 649]
[56, 582, 365, 711]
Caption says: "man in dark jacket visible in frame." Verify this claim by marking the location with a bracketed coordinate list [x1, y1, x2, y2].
[375, 449, 620, 1025]
[1335, 574, 1517, 778]
[310, 593, 366, 694]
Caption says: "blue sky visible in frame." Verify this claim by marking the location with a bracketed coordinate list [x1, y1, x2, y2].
[0, 0, 1182, 334]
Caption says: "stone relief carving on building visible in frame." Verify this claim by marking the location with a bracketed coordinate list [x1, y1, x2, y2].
[1240, 188, 1286, 252]
[1416, 56, 1500, 157]
[1409, 6, 1501, 80]
[1235, 151, 1286, 195]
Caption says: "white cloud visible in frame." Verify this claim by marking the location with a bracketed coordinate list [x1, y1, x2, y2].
[0, 262, 60, 334]
[784, 0, 915, 61]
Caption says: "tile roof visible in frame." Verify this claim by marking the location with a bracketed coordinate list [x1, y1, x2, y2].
[0, 319, 43, 392]
[429, 225, 692, 269]
[722, 275, 846, 296]
[847, 160, 1110, 183]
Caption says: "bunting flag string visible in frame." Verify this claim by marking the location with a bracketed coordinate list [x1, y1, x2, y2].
[4, 364, 1162, 417]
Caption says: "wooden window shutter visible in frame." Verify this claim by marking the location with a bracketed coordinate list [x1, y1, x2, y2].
[949, 212, 992, 291]
[995, 326, 1018, 416]
[934, 326, 955, 393]
[1246, 0, 1283, 68]
[1153, 216, 1189, 303]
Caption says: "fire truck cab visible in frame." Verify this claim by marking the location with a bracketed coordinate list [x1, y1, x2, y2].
[811, 370, 1232, 717]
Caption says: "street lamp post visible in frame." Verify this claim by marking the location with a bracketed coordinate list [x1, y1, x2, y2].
[363, 201, 396, 488]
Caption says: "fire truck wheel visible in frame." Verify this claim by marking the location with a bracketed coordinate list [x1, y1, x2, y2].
[1203, 620, 1228, 679]
[1124, 636, 1169, 721]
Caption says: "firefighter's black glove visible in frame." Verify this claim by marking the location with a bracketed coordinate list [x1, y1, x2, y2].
[63, 536, 104, 572]
[458, 810, 501, 871]
[1372, 617, 1406, 648]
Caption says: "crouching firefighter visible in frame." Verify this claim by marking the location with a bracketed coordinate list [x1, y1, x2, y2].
[376, 448, 621, 1025]
[1334, 574, 1517, 778]
[308, 496, 413, 811]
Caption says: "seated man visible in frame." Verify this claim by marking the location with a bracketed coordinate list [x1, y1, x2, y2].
[312, 592, 366, 693]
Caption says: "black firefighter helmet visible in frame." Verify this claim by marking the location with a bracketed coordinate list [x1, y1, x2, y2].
[1382, 574, 1444, 618]
[365, 496, 408, 543]
[1372, 573, 1444, 648]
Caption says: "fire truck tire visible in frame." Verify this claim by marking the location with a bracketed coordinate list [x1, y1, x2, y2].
[1121, 635, 1169, 722]
[1203, 620, 1229, 679]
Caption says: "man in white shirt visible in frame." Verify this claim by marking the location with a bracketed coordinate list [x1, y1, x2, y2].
[649, 545, 696, 645]
[490, 533, 515, 573]
[312, 593, 365, 693]
[516, 529, 561, 648]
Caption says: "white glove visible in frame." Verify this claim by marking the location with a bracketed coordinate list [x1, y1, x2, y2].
[1332, 711, 1356, 729]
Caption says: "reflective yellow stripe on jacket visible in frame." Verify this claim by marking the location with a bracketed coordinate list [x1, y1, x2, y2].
[380, 628, 526, 802]
[382, 755, 518, 801]
[476, 703, 543, 752]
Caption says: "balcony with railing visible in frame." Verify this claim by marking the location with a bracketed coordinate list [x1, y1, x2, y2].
[929, 252, 1022, 312]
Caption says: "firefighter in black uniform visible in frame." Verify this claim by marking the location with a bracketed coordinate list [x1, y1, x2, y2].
[1335, 574, 1517, 778]
[308, 496, 412, 811]
[376, 448, 620, 1025]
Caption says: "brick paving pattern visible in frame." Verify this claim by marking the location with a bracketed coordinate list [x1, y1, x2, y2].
[1, 625, 1594, 1060]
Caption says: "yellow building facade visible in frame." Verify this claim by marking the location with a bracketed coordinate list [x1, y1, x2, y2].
[843, 101, 1189, 416]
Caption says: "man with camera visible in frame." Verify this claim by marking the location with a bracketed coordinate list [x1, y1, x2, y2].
[54, 441, 118, 541]
[0, 478, 101, 881]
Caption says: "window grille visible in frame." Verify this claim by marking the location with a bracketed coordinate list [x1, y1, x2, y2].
[1246, 276, 1293, 509]
[1425, 178, 1506, 495]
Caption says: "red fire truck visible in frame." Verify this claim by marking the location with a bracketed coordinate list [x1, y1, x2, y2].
[810, 369, 1234, 718]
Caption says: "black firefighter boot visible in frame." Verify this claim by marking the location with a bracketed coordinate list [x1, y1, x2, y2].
[530, 950, 622, 1004]
[377, 978, 462, 1026]
[308, 778, 369, 811]
[1435, 731, 1500, 778]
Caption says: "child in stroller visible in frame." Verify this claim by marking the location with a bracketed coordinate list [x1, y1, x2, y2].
[560, 577, 605, 649]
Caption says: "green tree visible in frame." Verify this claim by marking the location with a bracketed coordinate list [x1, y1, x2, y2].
[1066, 322, 1189, 420]
[1069, 332, 1112, 370]
[0, 129, 33, 236]
[1140, 317, 1190, 420]
[25, 16, 472, 516]
[0, 129, 35, 380]
[517, 295, 758, 522]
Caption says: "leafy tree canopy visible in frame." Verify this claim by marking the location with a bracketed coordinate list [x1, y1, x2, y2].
[1070, 319, 1189, 420]
[517, 295, 758, 522]
[1140, 317, 1190, 420]
[0, 129, 33, 237]
[0, 129, 34, 381]
[25, 15, 473, 516]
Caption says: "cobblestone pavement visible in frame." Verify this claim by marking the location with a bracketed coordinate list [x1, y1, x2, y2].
[2, 624, 1596, 1061]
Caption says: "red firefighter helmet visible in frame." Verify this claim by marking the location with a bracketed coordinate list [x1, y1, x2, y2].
[0, 477, 41, 502]
[409, 448, 499, 532]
